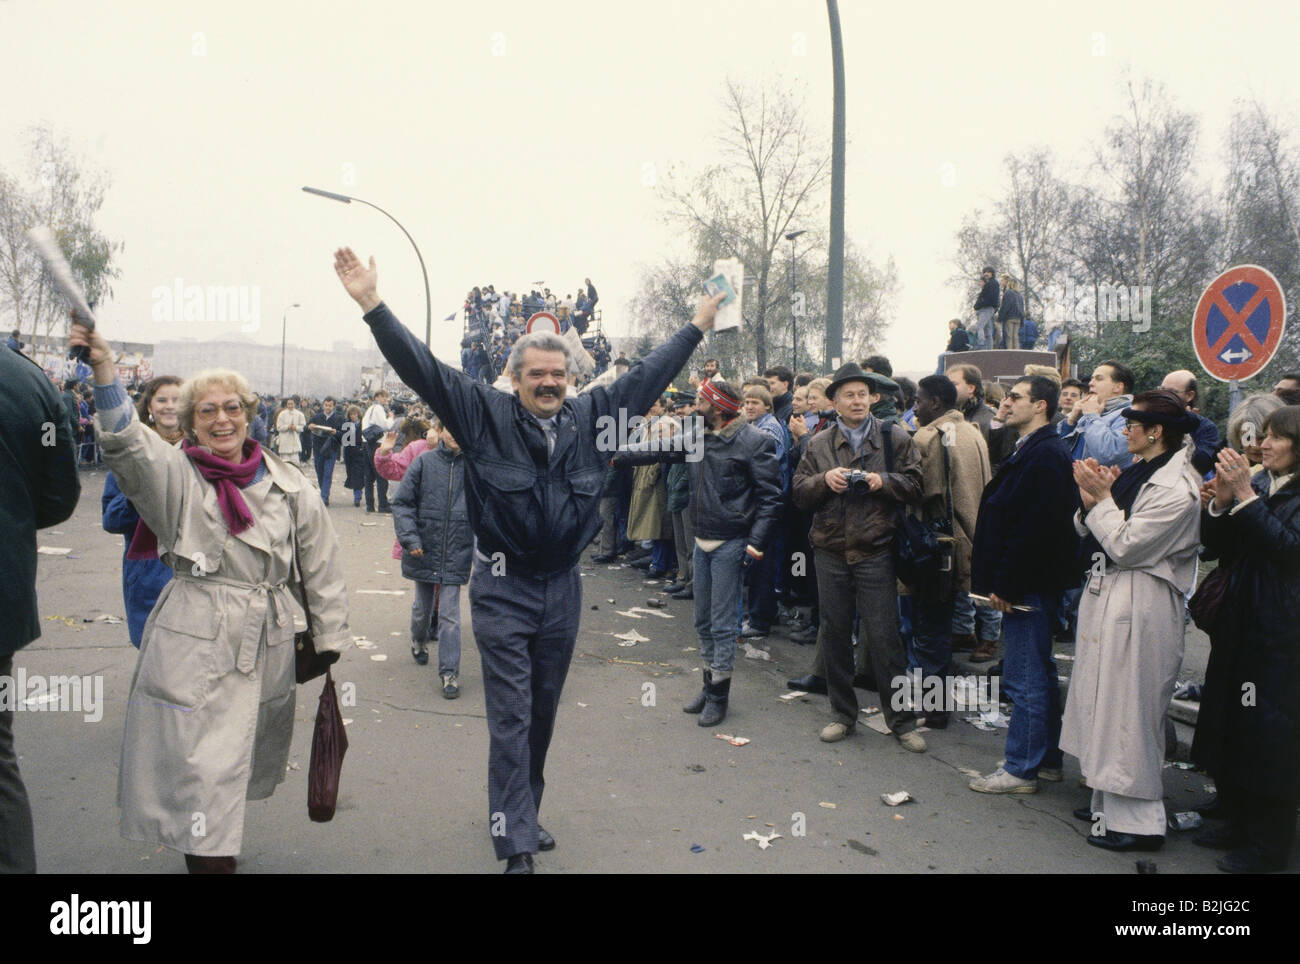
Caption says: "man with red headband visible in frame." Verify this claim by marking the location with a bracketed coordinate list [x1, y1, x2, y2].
[614, 378, 782, 727]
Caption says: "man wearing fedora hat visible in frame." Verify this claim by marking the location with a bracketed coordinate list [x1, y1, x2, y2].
[792, 363, 926, 750]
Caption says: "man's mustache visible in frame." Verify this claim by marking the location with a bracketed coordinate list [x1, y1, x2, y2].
[536, 388, 562, 397]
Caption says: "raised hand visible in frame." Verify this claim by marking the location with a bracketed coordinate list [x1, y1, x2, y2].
[690, 292, 726, 333]
[334, 247, 381, 312]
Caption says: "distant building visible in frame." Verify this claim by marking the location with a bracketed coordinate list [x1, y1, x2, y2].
[153, 337, 389, 397]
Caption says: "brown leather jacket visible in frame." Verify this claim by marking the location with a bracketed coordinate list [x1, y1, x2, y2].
[792, 417, 922, 563]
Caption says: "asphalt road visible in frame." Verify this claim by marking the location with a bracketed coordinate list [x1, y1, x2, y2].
[17, 465, 1292, 874]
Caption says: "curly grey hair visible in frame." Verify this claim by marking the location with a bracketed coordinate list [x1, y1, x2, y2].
[508, 331, 572, 378]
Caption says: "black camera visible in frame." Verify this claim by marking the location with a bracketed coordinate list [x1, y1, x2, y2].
[846, 470, 872, 495]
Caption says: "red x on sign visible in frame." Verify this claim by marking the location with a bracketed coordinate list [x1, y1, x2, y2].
[1192, 265, 1287, 382]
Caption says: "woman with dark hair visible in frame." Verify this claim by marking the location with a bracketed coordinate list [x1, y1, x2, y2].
[102, 375, 184, 648]
[1193, 405, 1300, 872]
[1061, 388, 1201, 853]
[342, 404, 368, 506]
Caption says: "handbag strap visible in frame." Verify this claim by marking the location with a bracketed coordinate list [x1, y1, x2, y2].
[286, 480, 315, 635]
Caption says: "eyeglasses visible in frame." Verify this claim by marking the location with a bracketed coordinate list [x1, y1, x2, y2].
[1005, 391, 1026, 402]
[1123, 420, 1146, 432]
[195, 402, 246, 421]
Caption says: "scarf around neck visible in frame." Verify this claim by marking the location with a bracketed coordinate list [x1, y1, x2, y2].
[181, 437, 264, 535]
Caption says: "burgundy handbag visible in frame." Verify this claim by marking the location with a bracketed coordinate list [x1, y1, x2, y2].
[308, 668, 348, 822]
[1188, 564, 1231, 634]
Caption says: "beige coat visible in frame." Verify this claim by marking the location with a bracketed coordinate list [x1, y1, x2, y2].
[275, 408, 305, 457]
[910, 409, 990, 593]
[97, 407, 349, 856]
[1060, 446, 1201, 800]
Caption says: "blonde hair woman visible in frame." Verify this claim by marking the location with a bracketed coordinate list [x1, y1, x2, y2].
[69, 322, 349, 874]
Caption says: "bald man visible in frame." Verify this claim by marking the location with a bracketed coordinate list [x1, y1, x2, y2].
[1159, 370, 1222, 475]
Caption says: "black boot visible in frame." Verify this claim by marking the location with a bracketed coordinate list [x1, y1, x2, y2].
[698, 675, 732, 727]
[683, 670, 711, 714]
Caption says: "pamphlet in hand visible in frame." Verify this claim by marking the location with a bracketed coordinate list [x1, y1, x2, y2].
[968, 593, 1037, 612]
[707, 258, 744, 332]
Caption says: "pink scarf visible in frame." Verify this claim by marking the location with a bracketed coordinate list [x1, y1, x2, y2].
[181, 438, 265, 536]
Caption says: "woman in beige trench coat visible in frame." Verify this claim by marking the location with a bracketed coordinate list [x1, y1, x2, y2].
[72, 321, 349, 873]
[1061, 389, 1202, 853]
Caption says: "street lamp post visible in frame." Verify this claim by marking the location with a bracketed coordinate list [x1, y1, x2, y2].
[280, 302, 301, 398]
[825, 0, 846, 373]
[301, 187, 433, 347]
[785, 229, 806, 372]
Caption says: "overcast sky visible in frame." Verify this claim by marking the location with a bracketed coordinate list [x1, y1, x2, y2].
[3, 0, 1297, 376]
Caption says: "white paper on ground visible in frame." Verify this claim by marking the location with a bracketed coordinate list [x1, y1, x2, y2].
[742, 830, 781, 850]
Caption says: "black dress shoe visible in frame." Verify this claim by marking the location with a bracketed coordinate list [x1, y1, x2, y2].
[1086, 830, 1164, 852]
[504, 853, 534, 874]
[787, 674, 827, 695]
[646, 568, 669, 579]
[669, 588, 694, 600]
[1193, 823, 1247, 850]
[922, 711, 949, 729]
[592, 553, 617, 564]
[631, 557, 653, 570]
[537, 827, 556, 852]
[1073, 806, 1095, 822]
[663, 583, 685, 594]
[1216, 844, 1284, 874]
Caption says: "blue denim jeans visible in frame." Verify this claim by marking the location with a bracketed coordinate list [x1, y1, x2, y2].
[411, 580, 463, 675]
[951, 590, 1002, 641]
[313, 452, 337, 503]
[1000, 592, 1063, 779]
[650, 539, 674, 573]
[694, 538, 746, 675]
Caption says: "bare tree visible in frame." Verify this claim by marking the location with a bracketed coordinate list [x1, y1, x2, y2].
[661, 79, 831, 371]
[0, 126, 121, 354]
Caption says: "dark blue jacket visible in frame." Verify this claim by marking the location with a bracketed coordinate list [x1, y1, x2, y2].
[1190, 412, 1222, 477]
[391, 444, 473, 584]
[363, 302, 704, 575]
[2, 349, 81, 655]
[974, 277, 1000, 311]
[970, 423, 1080, 603]
[102, 471, 173, 647]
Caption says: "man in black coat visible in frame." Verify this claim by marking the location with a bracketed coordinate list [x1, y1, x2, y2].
[334, 246, 719, 873]
[1, 349, 81, 872]
[307, 397, 346, 506]
[968, 374, 1079, 795]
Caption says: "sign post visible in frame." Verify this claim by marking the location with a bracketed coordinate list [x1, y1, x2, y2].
[1191, 264, 1287, 414]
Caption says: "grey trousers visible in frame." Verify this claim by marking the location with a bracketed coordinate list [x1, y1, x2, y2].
[671, 509, 693, 589]
[469, 559, 581, 860]
[0, 655, 36, 873]
[410, 580, 463, 676]
[815, 549, 917, 734]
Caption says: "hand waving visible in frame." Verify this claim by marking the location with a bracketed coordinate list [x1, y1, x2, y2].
[334, 247, 381, 312]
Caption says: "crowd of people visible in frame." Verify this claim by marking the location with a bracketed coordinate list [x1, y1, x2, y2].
[4, 260, 1299, 875]
[604, 353, 1300, 873]
[944, 267, 1046, 356]
[460, 279, 611, 385]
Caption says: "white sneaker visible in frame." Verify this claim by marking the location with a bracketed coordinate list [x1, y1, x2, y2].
[970, 767, 1037, 794]
[820, 722, 853, 743]
[998, 759, 1062, 782]
[896, 730, 927, 753]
